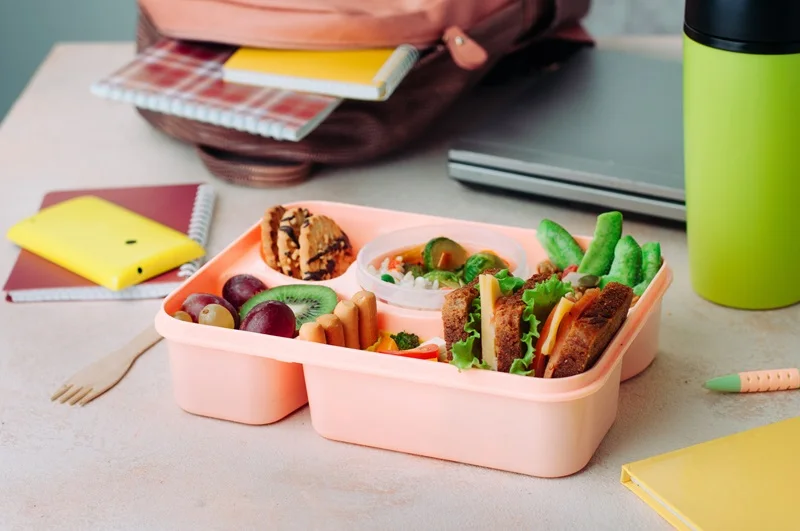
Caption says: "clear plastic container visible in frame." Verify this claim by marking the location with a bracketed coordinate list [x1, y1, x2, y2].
[356, 223, 528, 311]
[154, 201, 673, 476]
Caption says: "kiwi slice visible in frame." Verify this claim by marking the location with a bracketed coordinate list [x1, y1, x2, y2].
[423, 237, 468, 272]
[240, 284, 338, 329]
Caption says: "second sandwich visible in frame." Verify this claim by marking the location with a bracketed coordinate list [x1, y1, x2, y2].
[442, 269, 634, 378]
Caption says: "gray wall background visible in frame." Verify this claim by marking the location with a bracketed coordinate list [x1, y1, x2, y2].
[0, 0, 684, 123]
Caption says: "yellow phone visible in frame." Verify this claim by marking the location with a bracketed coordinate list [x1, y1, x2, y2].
[6, 195, 206, 291]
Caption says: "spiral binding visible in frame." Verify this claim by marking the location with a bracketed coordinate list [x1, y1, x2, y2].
[89, 81, 338, 141]
[178, 184, 216, 279]
[375, 44, 421, 101]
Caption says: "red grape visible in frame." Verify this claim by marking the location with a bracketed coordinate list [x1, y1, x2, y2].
[240, 300, 296, 338]
[222, 274, 267, 310]
[181, 293, 240, 328]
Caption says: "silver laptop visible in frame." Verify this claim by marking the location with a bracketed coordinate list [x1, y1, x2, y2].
[447, 47, 685, 222]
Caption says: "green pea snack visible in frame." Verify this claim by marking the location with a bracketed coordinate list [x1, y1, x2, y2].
[578, 211, 623, 277]
[536, 219, 585, 270]
[599, 235, 643, 289]
[633, 242, 662, 296]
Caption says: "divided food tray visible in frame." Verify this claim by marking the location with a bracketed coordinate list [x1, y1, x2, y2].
[154, 201, 673, 478]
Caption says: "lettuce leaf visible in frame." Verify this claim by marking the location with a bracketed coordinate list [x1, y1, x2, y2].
[508, 275, 574, 375]
[524, 274, 574, 324]
[494, 269, 525, 296]
[510, 307, 541, 375]
[450, 273, 573, 375]
[449, 297, 490, 370]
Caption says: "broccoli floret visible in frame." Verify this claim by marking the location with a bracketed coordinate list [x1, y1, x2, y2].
[407, 263, 425, 277]
[390, 331, 421, 351]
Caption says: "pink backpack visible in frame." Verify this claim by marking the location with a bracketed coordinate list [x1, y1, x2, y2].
[136, 0, 593, 185]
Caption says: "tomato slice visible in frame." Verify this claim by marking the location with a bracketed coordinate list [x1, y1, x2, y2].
[533, 321, 555, 377]
[533, 289, 600, 377]
[568, 288, 600, 321]
[378, 343, 440, 360]
[561, 264, 578, 279]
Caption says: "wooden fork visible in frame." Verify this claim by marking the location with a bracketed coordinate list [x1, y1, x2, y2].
[51, 324, 163, 406]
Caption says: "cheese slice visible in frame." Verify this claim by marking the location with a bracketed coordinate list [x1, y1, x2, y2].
[540, 297, 574, 355]
[479, 274, 502, 370]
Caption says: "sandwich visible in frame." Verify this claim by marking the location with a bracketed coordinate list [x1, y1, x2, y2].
[442, 269, 634, 378]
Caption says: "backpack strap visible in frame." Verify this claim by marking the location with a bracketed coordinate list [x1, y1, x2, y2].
[552, 0, 592, 31]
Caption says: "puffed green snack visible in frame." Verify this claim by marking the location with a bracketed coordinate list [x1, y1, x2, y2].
[599, 235, 642, 288]
[633, 242, 663, 296]
[536, 219, 585, 270]
[578, 211, 623, 276]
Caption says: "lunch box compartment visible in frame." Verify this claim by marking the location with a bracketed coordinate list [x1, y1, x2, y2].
[168, 341, 307, 425]
[154, 201, 672, 473]
[303, 357, 622, 478]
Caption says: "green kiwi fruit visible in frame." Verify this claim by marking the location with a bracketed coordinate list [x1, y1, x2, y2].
[239, 284, 338, 330]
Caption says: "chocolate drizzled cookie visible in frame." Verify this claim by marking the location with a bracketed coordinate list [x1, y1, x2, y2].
[298, 215, 355, 281]
[260, 205, 285, 270]
[277, 207, 311, 278]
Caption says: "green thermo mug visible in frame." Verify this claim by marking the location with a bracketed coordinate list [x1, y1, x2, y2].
[684, 0, 800, 309]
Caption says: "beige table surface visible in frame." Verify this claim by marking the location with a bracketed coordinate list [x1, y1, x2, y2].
[2, 36, 798, 530]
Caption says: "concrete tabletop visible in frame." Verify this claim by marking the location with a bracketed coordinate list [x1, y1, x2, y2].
[1, 36, 797, 530]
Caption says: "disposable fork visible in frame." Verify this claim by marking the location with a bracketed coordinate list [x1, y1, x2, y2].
[50, 324, 163, 406]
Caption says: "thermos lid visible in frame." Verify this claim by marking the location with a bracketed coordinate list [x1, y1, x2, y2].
[685, 0, 800, 54]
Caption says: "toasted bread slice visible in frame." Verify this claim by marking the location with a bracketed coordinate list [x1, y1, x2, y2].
[521, 272, 554, 291]
[442, 284, 479, 362]
[491, 273, 552, 372]
[493, 295, 527, 372]
[441, 271, 550, 366]
[544, 282, 633, 378]
[441, 268, 505, 361]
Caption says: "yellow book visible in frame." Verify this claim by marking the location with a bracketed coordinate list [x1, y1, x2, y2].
[621, 416, 800, 531]
[6, 195, 206, 292]
[222, 45, 420, 101]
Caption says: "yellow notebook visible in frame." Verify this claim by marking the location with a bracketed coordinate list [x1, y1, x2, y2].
[621, 416, 800, 531]
[222, 45, 420, 101]
[6, 195, 206, 291]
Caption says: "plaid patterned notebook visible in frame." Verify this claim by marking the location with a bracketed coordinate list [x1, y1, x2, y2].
[91, 39, 342, 142]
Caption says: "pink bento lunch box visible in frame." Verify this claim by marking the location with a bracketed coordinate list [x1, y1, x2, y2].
[154, 201, 673, 478]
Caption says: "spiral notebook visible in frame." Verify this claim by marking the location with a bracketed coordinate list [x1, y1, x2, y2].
[90, 38, 341, 141]
[3, 183, 215, 302]
[621, 416, 800, 531]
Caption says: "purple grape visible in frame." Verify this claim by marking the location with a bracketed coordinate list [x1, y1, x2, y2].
[222, 274, 267, 310]
[240, 300, 296, 338]
[181, 292, 240, 328]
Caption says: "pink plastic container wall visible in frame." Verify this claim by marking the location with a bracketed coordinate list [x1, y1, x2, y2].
[154, 201, 672, 476]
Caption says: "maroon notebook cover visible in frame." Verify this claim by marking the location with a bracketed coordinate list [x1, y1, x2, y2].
[3, 183, 214, 302]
